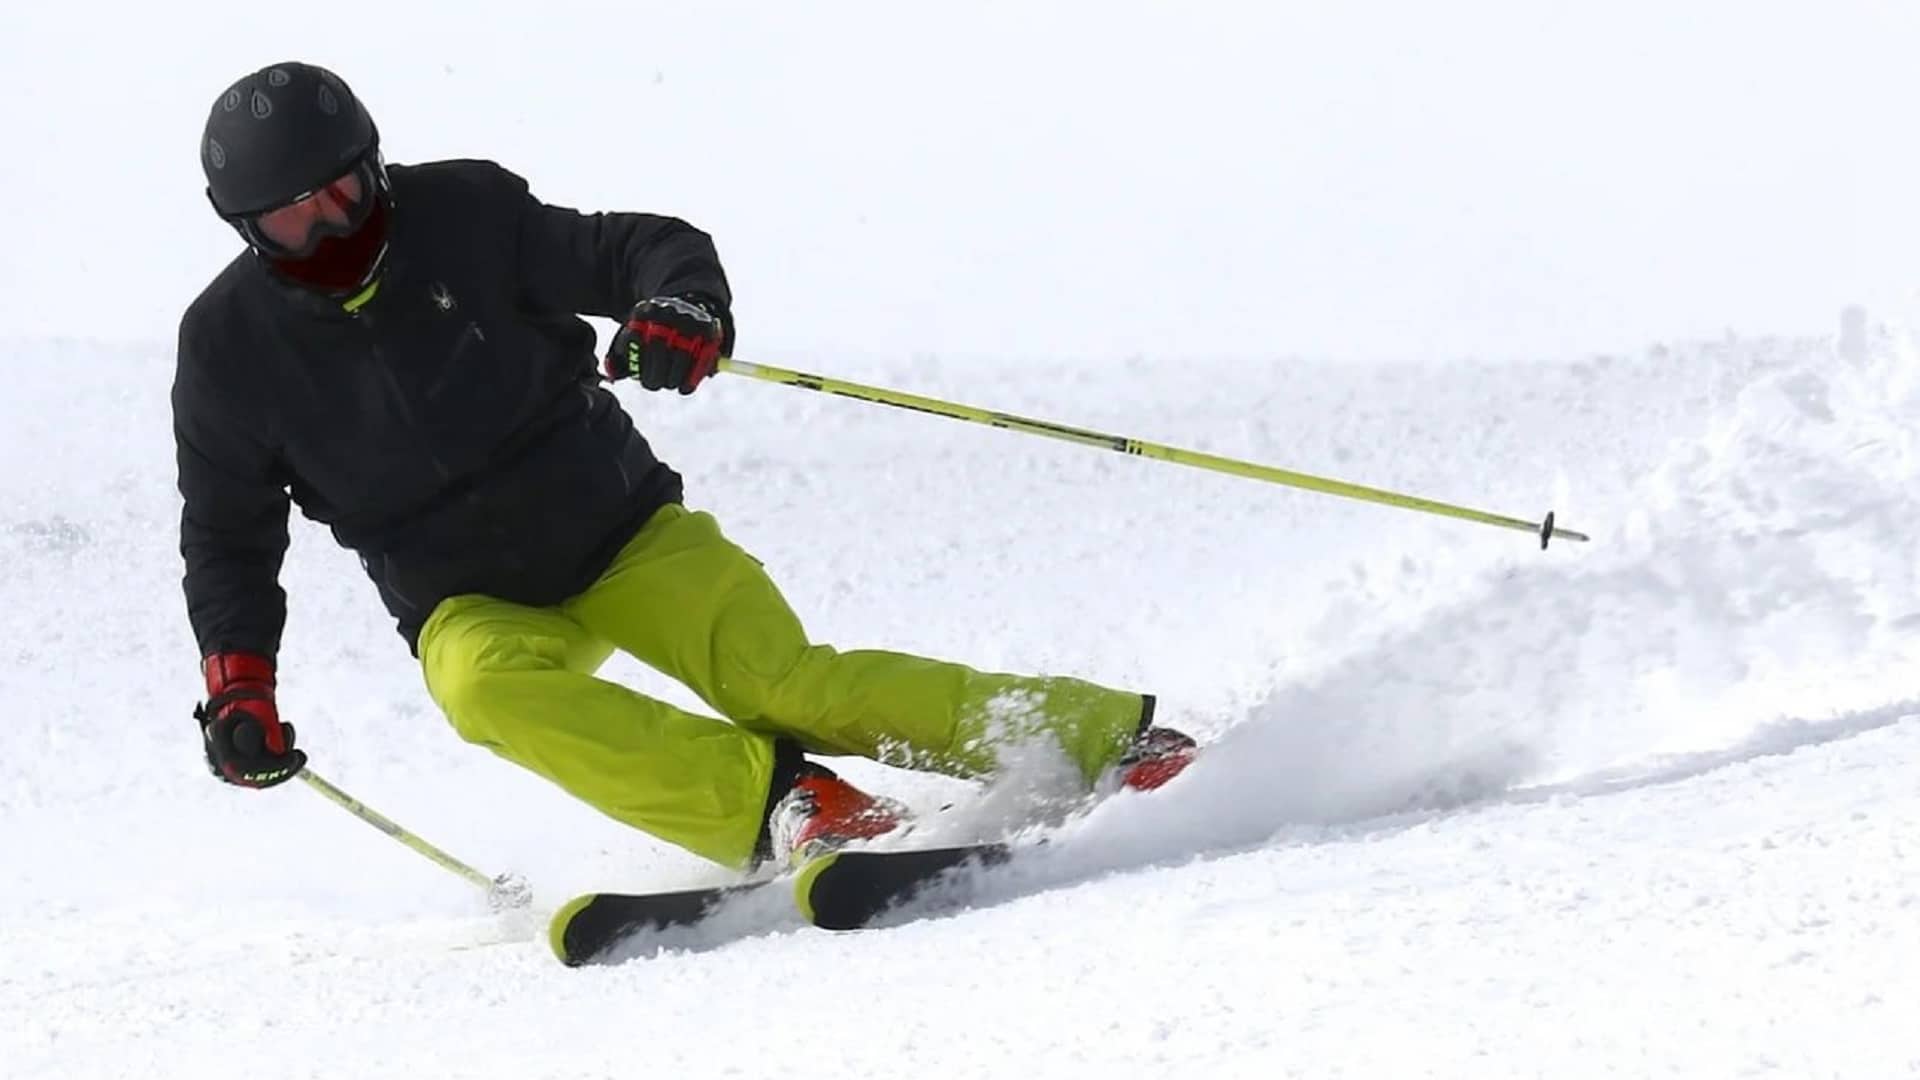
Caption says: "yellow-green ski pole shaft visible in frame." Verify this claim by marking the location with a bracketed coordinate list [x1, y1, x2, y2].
[298, 769, 526, 905]
[717, 358, 1589, 547]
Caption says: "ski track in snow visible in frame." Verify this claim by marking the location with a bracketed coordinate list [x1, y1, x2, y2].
[3, 316, 1919, 1077]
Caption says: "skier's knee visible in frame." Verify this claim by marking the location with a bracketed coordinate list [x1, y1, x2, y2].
[425, 629, 570, 739]
[431, 668, 498, 743]
[708, 636, 820, 721]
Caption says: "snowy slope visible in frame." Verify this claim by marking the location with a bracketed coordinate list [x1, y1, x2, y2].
[6, 2, 1920, 1077]
[6, 326, 1919, 1078]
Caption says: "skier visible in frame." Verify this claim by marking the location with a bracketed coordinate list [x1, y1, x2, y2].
[177, 61, 1195, 873]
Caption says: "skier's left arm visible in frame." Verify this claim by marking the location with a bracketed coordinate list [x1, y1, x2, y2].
[508, 171, 735, 394]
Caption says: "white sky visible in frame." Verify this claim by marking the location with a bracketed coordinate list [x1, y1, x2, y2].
[3, 1, 1916, 361]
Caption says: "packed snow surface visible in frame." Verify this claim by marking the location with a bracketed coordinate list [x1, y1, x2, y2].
[4, 3, 1920, 1078]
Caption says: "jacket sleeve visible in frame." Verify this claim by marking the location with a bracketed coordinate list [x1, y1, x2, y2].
[174, 316, 291, 659]
[505, 171, 732, 321]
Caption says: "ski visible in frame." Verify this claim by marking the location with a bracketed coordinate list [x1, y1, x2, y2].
[550, 733, 1198, 962]
[548, 842, 1018, 963]
[548, 879, 775, 967]
[793, 842, 1012, 931]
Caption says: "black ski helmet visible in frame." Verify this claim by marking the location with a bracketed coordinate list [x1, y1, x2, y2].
[201, 61, 379, 217]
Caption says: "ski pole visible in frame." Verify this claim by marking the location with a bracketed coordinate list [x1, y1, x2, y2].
[298, 769, 531, 910]
[717, 358, 1589, 548]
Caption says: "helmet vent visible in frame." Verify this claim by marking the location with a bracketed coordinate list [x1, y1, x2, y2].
[202, 62, 378, 218]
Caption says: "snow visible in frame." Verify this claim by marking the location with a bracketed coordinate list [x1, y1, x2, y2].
[4, 3, 1920, 1078]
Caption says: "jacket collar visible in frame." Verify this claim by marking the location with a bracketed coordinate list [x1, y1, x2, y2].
[242, 249, 390, 323]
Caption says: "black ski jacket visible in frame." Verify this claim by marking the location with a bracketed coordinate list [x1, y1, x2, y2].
[174, 159, 729, 656]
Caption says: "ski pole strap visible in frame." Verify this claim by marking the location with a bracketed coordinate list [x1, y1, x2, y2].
[297, 769, 496, 892]
[716, 358, 1589, 547]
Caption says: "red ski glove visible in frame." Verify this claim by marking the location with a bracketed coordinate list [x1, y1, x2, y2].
[195, 652, 306, 788]
[602, 294, 731, 394]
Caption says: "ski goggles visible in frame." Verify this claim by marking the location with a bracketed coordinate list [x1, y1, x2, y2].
[231, 157, 381, 260]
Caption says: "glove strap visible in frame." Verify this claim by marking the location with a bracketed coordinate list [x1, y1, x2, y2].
[202, 652, 284, 753]
[626, 319, 723, 366]
[203, 651, 275, 698]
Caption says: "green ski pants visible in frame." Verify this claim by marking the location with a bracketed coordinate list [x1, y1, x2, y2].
[417, 504, 1147, 868]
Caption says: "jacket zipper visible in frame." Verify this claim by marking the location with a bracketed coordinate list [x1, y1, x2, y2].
[369, 339, 453, 483]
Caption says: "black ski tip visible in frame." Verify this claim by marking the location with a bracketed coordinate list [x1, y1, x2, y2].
[551, 893, 613, 967]
[1539, 510, 1555, 550]
[550, 885, 749, 966]
[800, 844, 1010, 931]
